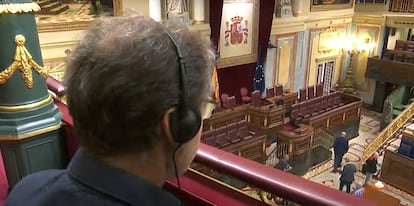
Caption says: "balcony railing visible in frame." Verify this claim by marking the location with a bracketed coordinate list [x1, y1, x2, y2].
[48, 77, 376, 206]
[389, 0, 414, 13]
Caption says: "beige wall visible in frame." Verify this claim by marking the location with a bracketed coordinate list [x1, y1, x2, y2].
[122, 0, 149, 16]
[39, 30, 83, 61]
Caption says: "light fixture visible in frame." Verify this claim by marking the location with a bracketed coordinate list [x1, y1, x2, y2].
[375, 181, 384, 189]
[268, 40, 277, 49]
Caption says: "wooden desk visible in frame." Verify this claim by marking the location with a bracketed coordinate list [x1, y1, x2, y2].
[265, 91, 297, 116]
[363, 184, 400, 206]
[380, 150, 414, 195]
[277, 124, 312, 157]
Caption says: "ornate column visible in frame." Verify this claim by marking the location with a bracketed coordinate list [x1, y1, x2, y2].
[193, 0, 205, 24]
[0, 0, 65, 188]
[291, 0, 302, 17]
[149, 0, 162, 22]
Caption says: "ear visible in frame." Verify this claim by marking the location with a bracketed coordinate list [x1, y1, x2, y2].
[161, 107, 176, 146]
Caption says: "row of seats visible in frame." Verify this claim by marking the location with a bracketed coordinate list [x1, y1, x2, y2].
[383, 50, 414, 64]
[298, 84, 323, 102]
[265, 85, 284, 98]
[201, 120, 253, 148]
[290, 92, 343, 122]
[395, 40, 414, 52]
[398, 137, 414, 159]
[220, 87, 257, 109]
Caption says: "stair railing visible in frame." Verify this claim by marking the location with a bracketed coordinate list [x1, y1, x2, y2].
[312, 128, 334, 150]
[361, 100, 414, 168]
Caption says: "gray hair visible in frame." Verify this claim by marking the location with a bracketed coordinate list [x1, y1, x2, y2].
[64, 15, 215, 156]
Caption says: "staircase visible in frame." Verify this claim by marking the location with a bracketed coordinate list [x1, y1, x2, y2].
[392, 94, 414, 119]
[37, 0, 69, 15]
[362, 98, 414, 168]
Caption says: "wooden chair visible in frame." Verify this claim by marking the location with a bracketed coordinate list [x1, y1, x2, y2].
[251, 90, 261, 107]
[240, 87, 252, 104]
[215, 126, 230, 147]
[299, 88, 307, 102]
[227, 122, 241, 143]
[226, 96, 237, 108]
[275, 84, 283, 96]
[307, 85, 315, 100]
[316, 84, 323, 97]
[266, 87, 275, 98]
[237, 120, 253, 140]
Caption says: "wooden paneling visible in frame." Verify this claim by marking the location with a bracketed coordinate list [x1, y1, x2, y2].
[380, 150, 414, 195]
[277, 124, 312, 157]
[203, 106, 248, 131]
[302, 93, 363, 133]
[366, 56, 414, 86]
[363, 184, 400, 206]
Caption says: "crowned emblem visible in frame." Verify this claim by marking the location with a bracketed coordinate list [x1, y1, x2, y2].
[224, 15, 248, 46]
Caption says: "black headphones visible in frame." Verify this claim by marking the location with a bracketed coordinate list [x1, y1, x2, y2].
[165, 29, 202, 144]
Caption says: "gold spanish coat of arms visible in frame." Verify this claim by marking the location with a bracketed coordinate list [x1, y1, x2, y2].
[224, 15, 248, 46]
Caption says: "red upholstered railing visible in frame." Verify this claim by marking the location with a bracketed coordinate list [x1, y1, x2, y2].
[47, 77, 66, 97]
[47, 78, 376, 206]
[196, 144, 375, 206]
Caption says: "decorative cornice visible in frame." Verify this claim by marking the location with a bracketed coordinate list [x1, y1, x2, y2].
[0, 2, 40, 14]
[37, 21, 92, 33]
[271, 15, 353, 35]
[353, 13, 385, 26]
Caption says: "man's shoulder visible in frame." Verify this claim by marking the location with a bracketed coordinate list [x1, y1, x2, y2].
[6, 169, 79, 206]
[344, 163, 357, 170]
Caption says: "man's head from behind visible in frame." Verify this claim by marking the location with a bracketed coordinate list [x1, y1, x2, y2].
[64, 15, 215, 178]
[341, 131, 347, 138]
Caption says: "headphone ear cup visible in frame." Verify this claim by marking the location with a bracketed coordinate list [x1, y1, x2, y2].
[169, 106, 201, 144]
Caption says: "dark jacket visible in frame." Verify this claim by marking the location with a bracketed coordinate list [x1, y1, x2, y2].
[333, 137, 349, 155]
[340, 163, 357, 182]
[365, 158, 378, 174]
[6, 151, 181, 206]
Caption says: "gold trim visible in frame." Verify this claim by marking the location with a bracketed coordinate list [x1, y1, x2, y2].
[310, 1, 353, 12]
[188, 168, 263, 202]
[0, 2, 41, 14]
[0, 34, 49, 88]
[37, 20, 92, 33]
[0, 95, 52, 112]
[0, 123, 61, 141]
[37, 0, 123, 33]
[193, 20, 206, 25]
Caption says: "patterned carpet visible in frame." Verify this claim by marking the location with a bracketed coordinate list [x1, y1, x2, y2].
[304, 109, 414, 206]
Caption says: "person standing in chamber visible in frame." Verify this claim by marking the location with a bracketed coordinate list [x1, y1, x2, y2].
[363, 152, 379, 185]
[339, 157, 357, 193]
[333, 131, 349, 172]
[276, 154, 292, 172]
[5, 14, 215, 206]
[352, 182, 365, 198]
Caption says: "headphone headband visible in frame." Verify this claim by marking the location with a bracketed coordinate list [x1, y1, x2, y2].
[165, 29, 202, 144]
[164, 29, 187, 108]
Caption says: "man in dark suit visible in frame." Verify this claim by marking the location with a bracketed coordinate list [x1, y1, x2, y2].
[339, 157, 357, 193]
[276, 154, 292, 172]
[333, 131, 349, 172]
